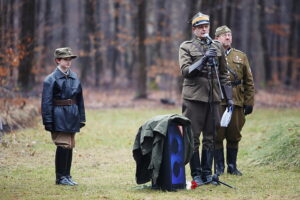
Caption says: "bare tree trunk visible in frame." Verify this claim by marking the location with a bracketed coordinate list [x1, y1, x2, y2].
[285, 0, 298, 86]
[79, 0, 95, 84]
[135, 0, 147, 98]
[94, 0, 102, 87]
[110, 0, 120, 83]
[18, 0, 36, 91]
[40, 0, 52, 70]
[61, 0, 68, 45]
[258, 0, 272, 85]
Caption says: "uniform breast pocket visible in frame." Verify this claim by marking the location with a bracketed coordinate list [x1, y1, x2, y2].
[190, 51, 204, 62]
[233, 59, 243, 70]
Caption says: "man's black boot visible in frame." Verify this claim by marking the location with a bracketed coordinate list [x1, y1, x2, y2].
[227, 148, 243, 176]
[214, 148, 225, 176]
[201, 149, 219, 185]
[189, 150, 204, 186]
[55, 146, 74, 186]
[66, 149, 78, 185]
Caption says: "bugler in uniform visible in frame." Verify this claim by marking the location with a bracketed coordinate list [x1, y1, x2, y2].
[214, 25, 255, 176]
[179, 12, 233, 185]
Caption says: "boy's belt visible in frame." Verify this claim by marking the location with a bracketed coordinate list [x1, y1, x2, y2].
[53, 99, 77, 106]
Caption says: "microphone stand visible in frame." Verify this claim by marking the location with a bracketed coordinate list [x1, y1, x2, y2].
[206, 37, 236, 190]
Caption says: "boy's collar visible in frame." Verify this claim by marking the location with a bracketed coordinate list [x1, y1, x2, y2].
[57, 65, 69, 75]
[54, 68, 76, 79]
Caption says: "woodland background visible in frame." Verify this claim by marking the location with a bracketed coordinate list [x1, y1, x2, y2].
[0, 0, 300, 99]
[0, 2, 299, 199]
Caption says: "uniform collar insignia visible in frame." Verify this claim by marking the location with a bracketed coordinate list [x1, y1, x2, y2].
[225, 48, 232, 56]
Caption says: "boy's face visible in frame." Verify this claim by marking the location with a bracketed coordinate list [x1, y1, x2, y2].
[56, 57, 73, 70]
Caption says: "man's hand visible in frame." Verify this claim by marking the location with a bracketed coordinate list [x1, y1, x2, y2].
[227, 99, 234, 109]
[44, 123, 53, 132]
[244, 105, 253, 115]
[204, 48, 217, 58]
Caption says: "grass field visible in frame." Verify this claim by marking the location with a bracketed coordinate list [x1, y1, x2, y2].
[0, 108, 299, 200]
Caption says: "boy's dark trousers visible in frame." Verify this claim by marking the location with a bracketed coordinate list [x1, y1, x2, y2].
[55, 146, 77, 185]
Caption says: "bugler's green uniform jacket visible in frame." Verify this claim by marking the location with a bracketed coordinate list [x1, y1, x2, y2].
[222, 48, 255, 107]
[179, 37, 231, 102]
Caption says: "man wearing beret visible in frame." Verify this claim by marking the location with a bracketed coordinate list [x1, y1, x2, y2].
[41, 47, 86, 185]
[214, 26, 255, 176]
[179, 12, 233, 185]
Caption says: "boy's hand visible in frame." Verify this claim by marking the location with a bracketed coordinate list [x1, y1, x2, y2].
[80, 123, 85, 128]
[44, 123, 53, 132]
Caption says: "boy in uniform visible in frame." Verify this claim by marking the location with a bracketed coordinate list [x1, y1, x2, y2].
[41, 47, 86, 185]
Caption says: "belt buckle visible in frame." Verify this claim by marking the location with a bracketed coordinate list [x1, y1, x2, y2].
[67, 99, 72, 105]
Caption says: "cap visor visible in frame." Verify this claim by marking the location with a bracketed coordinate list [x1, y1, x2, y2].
[193, 21, 210, 27]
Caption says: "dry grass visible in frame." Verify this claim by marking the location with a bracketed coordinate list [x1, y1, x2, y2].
[0, 108, 299, 200]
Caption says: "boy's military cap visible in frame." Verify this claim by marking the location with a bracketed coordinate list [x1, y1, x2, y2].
[54, 47, 77, 59]
[215, 25, 231, 37]
[191, 12, 209, 27]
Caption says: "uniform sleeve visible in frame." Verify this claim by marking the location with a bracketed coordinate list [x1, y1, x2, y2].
[41, 78, 54, 125]
[179, 43, 198, 78]
[243, 55, 255, 106]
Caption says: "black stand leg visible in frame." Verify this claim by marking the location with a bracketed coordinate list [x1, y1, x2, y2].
[205, 53, 237, 190]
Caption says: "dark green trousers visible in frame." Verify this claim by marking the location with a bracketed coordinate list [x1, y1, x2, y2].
[215, 105, 245, 149]
[182, 99, 220, 151]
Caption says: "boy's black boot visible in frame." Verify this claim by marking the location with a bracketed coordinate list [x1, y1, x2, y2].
[227, 147, 243, 176]
[66, 149, 78, 185]
[189, 151, 204, 186]
[214, 148, 225, 176]
[55, 146, 74, 185]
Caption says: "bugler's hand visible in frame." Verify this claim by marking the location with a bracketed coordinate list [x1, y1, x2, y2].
[204, 48, 217, 58]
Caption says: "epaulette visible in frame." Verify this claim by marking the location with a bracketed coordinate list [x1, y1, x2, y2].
[180, 40, 193, 48]
[232, 48, 245, 55]
[182, 40, 193, 44]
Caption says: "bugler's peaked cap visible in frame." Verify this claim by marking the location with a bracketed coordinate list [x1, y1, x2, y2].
[191, 12, 210, 27]
[54, 47, 77, 59]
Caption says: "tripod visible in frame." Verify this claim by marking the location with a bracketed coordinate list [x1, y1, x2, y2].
[206, 43, 236, 190]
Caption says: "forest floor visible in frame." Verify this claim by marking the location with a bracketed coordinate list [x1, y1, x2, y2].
[0, 88, 299, 199]
[0, 106, 299, 200]
[82, 87, 300, 109]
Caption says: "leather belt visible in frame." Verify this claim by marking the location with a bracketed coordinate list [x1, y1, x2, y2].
[53, 98, 77, 106]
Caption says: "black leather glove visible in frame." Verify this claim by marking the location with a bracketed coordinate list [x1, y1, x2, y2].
[44, 123, 53, 132]
[244, 105, 253, 115]
[204, 47, 217, 58]
[80, 123, 85, 128]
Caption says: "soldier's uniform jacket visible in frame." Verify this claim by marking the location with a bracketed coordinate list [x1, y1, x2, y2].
[222, 48, 255, 107]
[41, 68, 86, 133]
[179, 37, 231, 102]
